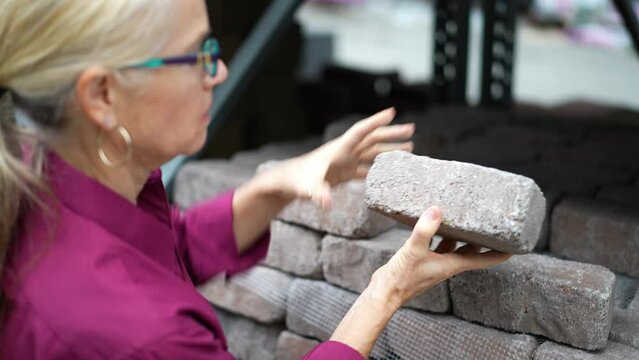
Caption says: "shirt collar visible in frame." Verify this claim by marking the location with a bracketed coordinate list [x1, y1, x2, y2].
[45, 150, 180, 274]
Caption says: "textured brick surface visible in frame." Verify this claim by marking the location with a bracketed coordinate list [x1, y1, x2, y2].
[450, 254, 615, 350]
[174, 160, 253, 209]
[535, 191, 561, 250]
[365, 151, 546, 254]
[199, 266, 293, 324]
[321, 228, 450, 313]
[279, 180, 395, 238]
[286, 279, 387, 358]
[275, 331, 320, 360]
[609, 308, 639, 350]
[550, 197, 639, 277]
[264, 221, 323, 279]
[387, 308, 538, 360]
[534, 341, 639, 360]
[215, 308, 284, 360]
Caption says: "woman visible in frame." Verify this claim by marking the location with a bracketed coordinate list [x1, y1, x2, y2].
[0, 1, 510, 359]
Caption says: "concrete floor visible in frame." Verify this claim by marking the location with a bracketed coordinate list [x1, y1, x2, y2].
[296, 0, 639, 111]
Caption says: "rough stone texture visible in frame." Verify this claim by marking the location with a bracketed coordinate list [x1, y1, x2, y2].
[215, 308, 284, 360]
[286, 279, 387, 358]
[279, 180, 395, 239]
[387, 308, 539, 360]
[275, 331, 320, 360]
[365, 150, 547, 254]
[174, 160, 254, 209]
[609, 308, 639, 350]
[198, 266, 293, 324]
[550, 197, 639, 277]
[231, 137, 321, 170]
[263, 221, 324, 279]
[534, 341, 639, 360]
[321, 228, 450, 313]
[450, 254, 615, 350]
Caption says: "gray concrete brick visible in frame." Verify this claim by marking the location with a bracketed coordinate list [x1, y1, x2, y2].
[279, 180, 395, 238]
[387, 308, 538, 360]
[275, 331, 321, 360]
[434, 134, 539, 167]
[198, 266, 293, 324]
[215, 308, 284, 360]
[609, 308, 639, 351]
[365, 150, 546, 254]
[174, 160, 254, 210]
[321, 228, 450, 313]
[450, 254, 615, 350]
[285, 279, 387, 358]
[534, 341, 639, 360]
[264, 221, 324, 279]
[550, 197, 639, 278]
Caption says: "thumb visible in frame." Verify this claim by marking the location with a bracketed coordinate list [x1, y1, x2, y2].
[406, 206, 442, 252]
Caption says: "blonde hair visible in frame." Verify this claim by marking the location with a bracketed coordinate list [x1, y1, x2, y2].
[0, 0, 177, 269]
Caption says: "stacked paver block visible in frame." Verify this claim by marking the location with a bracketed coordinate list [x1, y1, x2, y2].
[550, 197, 639, 277]
[533, 341, 639, 360]
[613, 274, 639, 309]
[597, 185, 639, 209]
[174, 160, 254, 210]
[286, 279, 388, 359]
[198, 266, 293, 324]
[535, 191, 561, 250]
[279, 180, 395, 239]
[450, 254, 615, 350]
[321, 228, 450, 313]
[264, 221, 324, 279]
[387, 308, 539, 360]
[275, 331, 321, 360]
[365, 150, 546, 254]
[215, 308, 284, 360]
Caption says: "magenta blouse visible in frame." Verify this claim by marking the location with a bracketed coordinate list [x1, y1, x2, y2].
[0, 151, 363, 360]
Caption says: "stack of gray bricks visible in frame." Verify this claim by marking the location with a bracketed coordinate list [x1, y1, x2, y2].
[174, 103, 639, 359]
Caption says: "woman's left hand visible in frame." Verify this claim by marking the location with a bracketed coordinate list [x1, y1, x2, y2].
[270, 107, 415, 209]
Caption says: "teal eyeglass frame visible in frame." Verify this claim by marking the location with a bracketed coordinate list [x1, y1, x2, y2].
[123, 37, 221, 77]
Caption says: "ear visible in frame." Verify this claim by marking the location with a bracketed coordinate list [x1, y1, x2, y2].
[74, 66, 118, 131]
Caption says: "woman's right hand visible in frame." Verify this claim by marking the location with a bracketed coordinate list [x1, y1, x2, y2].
[368, 206, 512, 309]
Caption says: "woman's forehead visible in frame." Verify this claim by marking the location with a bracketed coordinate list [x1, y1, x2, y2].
[166, 0, 210, 53]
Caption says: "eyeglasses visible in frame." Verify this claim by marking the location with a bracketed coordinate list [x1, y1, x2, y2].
[122, 37, 221, 77]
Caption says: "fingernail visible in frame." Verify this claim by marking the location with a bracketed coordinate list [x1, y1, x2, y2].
[425, 206, 440, 221]
[103, 116, 114, 128]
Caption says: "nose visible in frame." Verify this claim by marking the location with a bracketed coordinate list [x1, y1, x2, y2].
[204, 60, 228, 90]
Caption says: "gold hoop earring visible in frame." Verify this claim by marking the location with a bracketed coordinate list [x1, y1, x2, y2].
[97, 125, 132, 168]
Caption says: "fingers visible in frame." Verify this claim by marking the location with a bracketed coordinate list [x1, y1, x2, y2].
[406, 206, 442, 252]
[342, 108, 397, 150]
[354, 123, 415, 155]
[360, 141, 414, 163]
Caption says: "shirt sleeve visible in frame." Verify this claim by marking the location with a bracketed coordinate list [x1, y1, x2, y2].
[301, 341, 366, 360]
[171, 189, 270, 285]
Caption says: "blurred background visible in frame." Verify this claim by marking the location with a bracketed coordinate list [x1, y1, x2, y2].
[198, 0, 639, 159]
